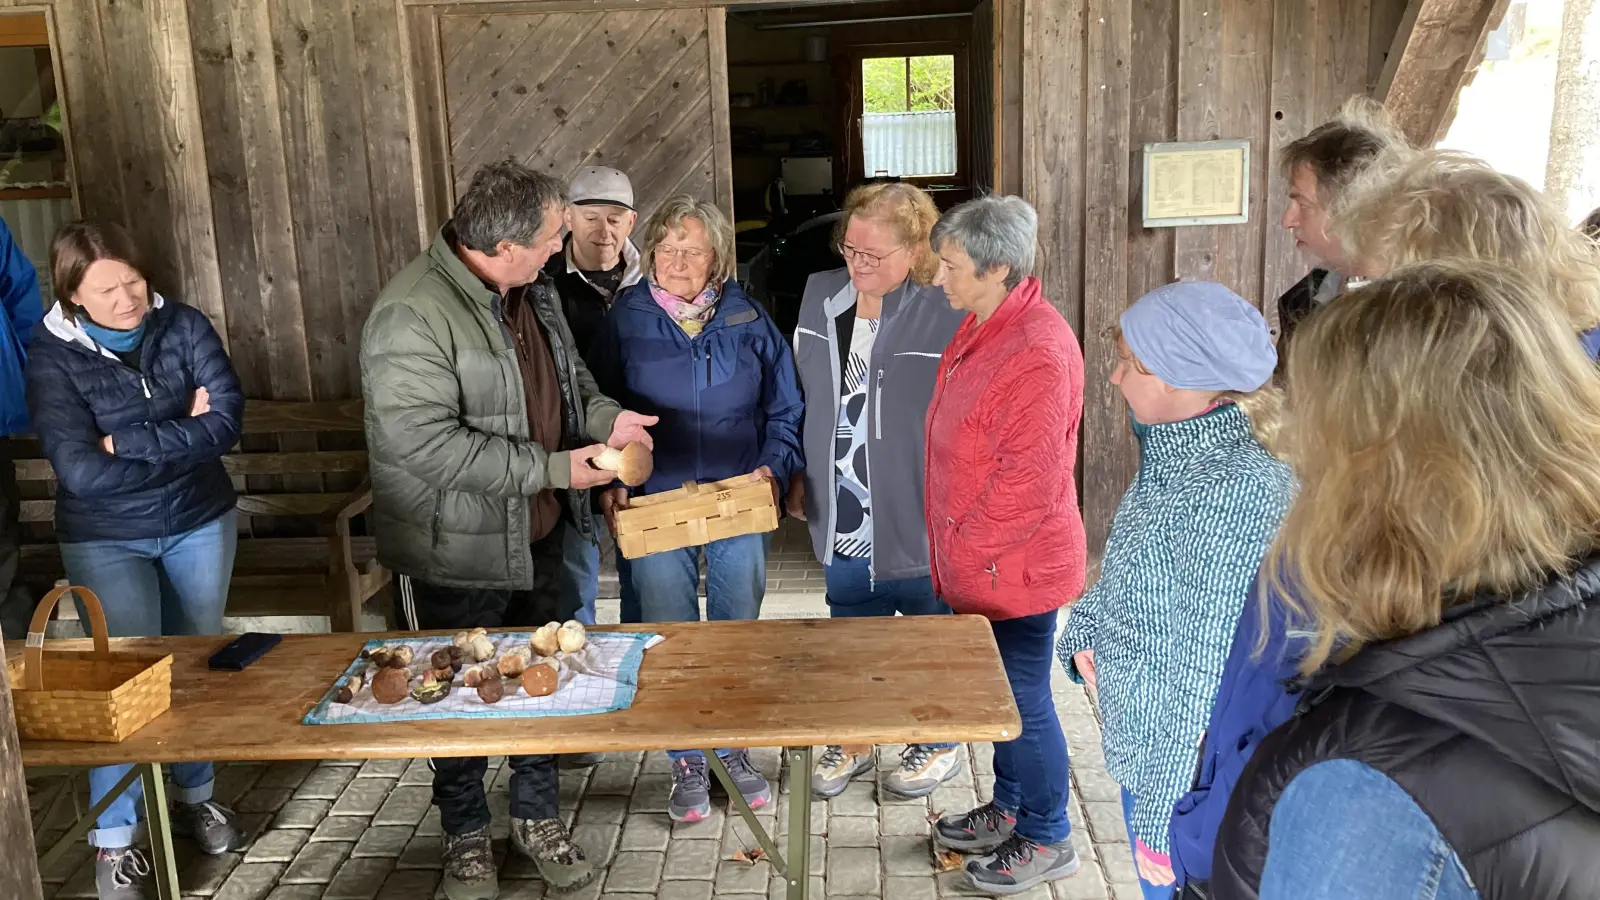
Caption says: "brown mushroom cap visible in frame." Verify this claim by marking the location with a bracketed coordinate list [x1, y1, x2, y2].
[522, 663, 559, 698]
[615, 441, 653, 487]
[371, 667, 410, 704]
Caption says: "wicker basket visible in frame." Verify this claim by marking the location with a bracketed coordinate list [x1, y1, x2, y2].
[615, 473, 779, 559]
[6, 584, 173, 743]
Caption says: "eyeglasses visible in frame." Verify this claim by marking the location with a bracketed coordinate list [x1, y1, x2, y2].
[656, 246, 710, 264]
[836, 242, 908, 269]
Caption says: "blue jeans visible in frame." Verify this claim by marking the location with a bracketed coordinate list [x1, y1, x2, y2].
[60, 509, 238, 848]
[990, 609, 1072, 845]
[827, 555, 954, 750]
[1121, 788, 1176, 900]
[560, 528, 600, 626]
[1261, 760, 1479, 900]
[625, 533, 767, 760]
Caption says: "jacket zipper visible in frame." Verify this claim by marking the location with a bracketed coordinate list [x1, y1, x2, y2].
[431, 490, 444, 548]
[987, 561, 999, 590]
[141, 377, 151, 399]
[873, 370, 883, 441]
[705, 350, 712, 387]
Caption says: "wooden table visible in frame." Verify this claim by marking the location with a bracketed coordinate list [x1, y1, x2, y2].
[15, 616, 1019, 900]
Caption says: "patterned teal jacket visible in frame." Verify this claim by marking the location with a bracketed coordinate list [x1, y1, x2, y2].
[1056, 404, 1292, 854]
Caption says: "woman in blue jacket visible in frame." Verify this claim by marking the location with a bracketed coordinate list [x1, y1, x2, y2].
[590, 195, 803, 827]
[27, 221, 245, 900]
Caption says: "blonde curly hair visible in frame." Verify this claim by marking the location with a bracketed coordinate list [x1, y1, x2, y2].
[1331, 148, 1600, 332]
[834, 182, 942, 284]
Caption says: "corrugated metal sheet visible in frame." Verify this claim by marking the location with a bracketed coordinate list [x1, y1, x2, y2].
[0, 197, 73, 306]
[862, 111, 958, 179]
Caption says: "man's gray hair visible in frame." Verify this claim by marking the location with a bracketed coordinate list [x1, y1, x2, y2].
[453, 159, 568, 254]
[931, 195, 1038, 290]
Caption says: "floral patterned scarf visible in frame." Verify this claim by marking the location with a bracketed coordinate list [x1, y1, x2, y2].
[649, 279, 720, 336]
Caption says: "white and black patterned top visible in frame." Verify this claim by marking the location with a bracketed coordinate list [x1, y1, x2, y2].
[833, 315, 878, 558]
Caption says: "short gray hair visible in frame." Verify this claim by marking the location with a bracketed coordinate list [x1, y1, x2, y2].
[453, 159, 567, 254]
[931, 195, 1038, 290]
[642, 195, 738, 287]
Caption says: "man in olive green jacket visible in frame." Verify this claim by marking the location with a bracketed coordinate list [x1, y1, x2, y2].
[360, 160, 655, 900]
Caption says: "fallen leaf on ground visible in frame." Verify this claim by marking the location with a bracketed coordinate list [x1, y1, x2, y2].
[730, 847, 767, 865]
[933, 849, 964, 873]
[926, 808, 944, 826]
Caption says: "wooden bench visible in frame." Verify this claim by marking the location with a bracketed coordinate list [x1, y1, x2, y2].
[16, 400, 387, 632]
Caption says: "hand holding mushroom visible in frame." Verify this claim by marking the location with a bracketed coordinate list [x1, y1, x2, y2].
[590, 441, 653, 487]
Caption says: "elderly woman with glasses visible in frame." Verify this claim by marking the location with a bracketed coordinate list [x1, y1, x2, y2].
[590, 194, 803, 826]
[922, 195, 1087, 896]
[786, 183, 965, 801]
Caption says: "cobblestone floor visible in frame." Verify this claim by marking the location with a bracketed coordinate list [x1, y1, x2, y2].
[27, 590, 1140, 900]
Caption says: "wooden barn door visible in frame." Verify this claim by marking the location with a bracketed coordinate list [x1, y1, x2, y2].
[437, 6, 733, 227]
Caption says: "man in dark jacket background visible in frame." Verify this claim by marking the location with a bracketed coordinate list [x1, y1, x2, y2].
[0, 215, 42, 639]
[1271, 99, 1403, 377]
[542, 166, 645, 626]
[360, 160, 655, 900]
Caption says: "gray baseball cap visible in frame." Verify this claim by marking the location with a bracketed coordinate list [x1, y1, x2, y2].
[569, 166, 635, 210]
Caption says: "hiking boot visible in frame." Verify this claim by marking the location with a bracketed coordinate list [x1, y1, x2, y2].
[669, 755, 713, 823]
[171, 800, 244, 855]
[964, 833, 1080, 895]
[719, 749, 774, 810]
[935, 802, 1017, 853]
[884, 744, 964, 798]
[559, 753, 604, 770]
[95, 847, 151, 900]
[440, 826, 498, 900]
[511, 817, 596, 893]
[811, 745, 875, 799]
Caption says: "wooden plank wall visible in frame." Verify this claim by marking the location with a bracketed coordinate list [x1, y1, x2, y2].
[1021, 0, 1401, 554]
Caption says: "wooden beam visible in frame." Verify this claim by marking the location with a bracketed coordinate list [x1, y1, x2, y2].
[0, 660, 43, 900]
[1377, 0, 1509, 146]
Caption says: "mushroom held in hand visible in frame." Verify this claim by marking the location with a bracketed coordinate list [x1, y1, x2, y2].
[371, 667, 410, 704]
[591, 441, 653, 487]
[531, 622, 561, 657]
[557, 620, 587, 654]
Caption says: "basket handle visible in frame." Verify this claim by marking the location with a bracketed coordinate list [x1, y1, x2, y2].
[23, 584, 111, 692]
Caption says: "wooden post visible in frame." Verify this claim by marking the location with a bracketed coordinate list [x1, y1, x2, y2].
[0, 658, 43, 900]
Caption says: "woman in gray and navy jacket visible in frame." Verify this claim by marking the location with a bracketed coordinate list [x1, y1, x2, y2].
[27, 221, 245, 900]
[786, 183, 964, 801]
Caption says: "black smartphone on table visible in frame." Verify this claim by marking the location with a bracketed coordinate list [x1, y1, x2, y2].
[208, 632, 282, 671]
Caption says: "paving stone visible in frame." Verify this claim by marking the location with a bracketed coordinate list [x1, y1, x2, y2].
[351, 825, 414, 858]
[180, 849, 242, 894]
[643, 752, 674, 775]
[1110, 885, 1143, 900]
[747, 748, 783, 781]
[671, 803, 725, 838]
[970, 744, 995, 777]
[1082, 803, 1126, 844]
[659, 879, 715, 900]
[574, 823, 623, 867]
[294, 767, 358, 801]
[928, 785, 978, 817]
[332, 778, 397, 817]
[601, 894, 659, 900]
[880, 836, 933, 877]
[715, 857, 773, 894]
[399, 759, 434, 786]
[373, 786, 432, 827]
[561, 771, 591, 806]
[281, 840, 353, 884]
[38, 839, 90, 883]
[827, 814, 878, 847]
[1097, 843, 1136, 883]
[324, 856, 396, 900]
[877, 805, 930, 839]
[216, 765, 268, 805]
[254, 761, 318, 791]
[664, 838, 721, 881]
[764, 873, 825, 900]
[935, 869, 987, 897]
[374, 869, 441, 900]
[213, 862, 285, 900]
[605, 850, 666, 893]
[359, 758, 410, 779]
[415, 807, 443, 837]
[263, 888, 324, 900]
[396, 834, 442, 870]
[630, 774, 672, 813]
[235, 813, 273, 844]
[499, 881, 548, 900]
[1052, 862, 1109, 900]
[885, 875, 937, 900]
[273, 800, 333, 830]
[244, 829, 309, 864]
[976, 775, 994, 804]
[722, 813, 779, 857]
[312, 815, 373, 843]
[1071, 770, 1120, 804]
[236, 788, 294, 815]
[581, 794, 631, 826]
[588, 760, 642, 795]
[1002, 885, 1055, 900]
[826, 847, 881, 896]
[828, 781, 878, 817]
[620, 813, 673, 852]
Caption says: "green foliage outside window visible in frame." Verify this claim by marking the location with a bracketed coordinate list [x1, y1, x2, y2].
[862, 55, 955, 114]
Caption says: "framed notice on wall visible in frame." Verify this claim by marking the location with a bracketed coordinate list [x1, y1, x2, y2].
[1141, 140, 1251, 228]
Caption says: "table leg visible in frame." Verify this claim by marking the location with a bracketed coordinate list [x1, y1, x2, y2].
[704, 750, 786, 871]
[138, 764, 181, 900]
[785, 746, 812, 900]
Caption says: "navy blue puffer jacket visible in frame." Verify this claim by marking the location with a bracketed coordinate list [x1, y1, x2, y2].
[26, 296, 243, 542]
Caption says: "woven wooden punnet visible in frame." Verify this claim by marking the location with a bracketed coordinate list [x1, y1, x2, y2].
[7, 585, 172, 743]
[616, 473, 779, 559]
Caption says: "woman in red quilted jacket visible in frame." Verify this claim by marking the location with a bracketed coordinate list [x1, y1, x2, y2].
[923, 195, 1088, 896]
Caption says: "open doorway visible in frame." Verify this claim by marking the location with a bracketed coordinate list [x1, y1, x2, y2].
[729, 0, 999, 334]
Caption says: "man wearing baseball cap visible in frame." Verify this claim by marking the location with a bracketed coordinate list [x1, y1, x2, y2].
[545, 166, 644, 363]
